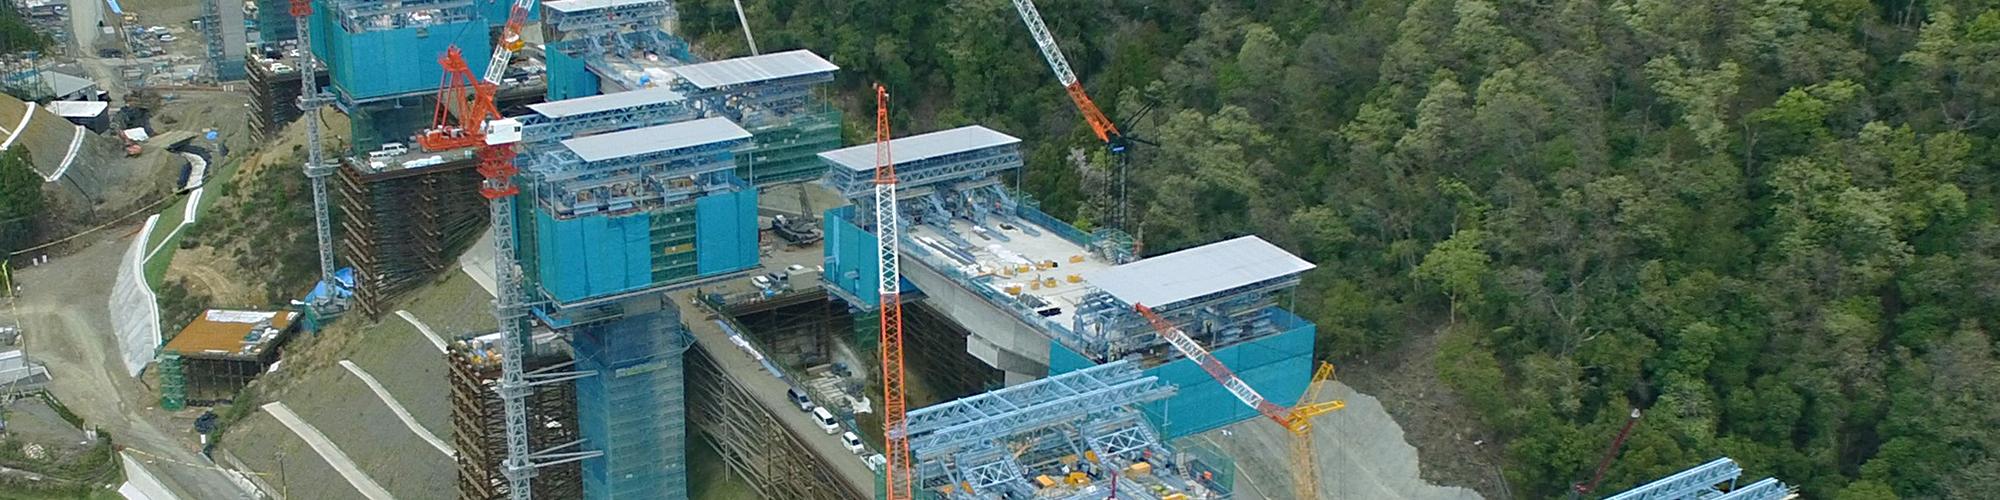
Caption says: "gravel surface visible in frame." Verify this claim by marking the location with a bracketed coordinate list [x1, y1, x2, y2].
[11, 233, 255, 498]
[280, 369, 454, 499]
[1196, 381, 1484, 500]
[226, 411, 368, 500]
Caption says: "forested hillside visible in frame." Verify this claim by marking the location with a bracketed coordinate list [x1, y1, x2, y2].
[677, 1, 2000, 497]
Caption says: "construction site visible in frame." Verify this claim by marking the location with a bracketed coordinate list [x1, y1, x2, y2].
[0, 0, 1817, 498]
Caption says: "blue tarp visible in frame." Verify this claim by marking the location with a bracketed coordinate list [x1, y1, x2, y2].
[544, 47, 600, 101]
[822, 207, 881, 307]
[695, 188, 758, 276]
[310, 12, 490, 101]
[303, 267, 356, 303]
[104, 0, 122, 15]
[535, 210, 652, 303]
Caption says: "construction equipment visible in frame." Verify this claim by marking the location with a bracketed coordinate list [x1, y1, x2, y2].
[482, 0, 537, 85]
[1008, 0, 1153, 231]
[289, 0, 343, 311]
[874, 83, 913, 500]
[418, 47, 501, 152]
[1134, 304, 1345, 499]
[435, 2, 605, 492]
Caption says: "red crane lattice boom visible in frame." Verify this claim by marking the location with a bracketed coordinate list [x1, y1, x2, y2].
[873, 83, 913, 500]
[419, 47, 500, 152]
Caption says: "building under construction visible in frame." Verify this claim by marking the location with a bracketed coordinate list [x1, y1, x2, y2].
[333, 155, 487, 317]
[819, 126, 1318, 439]
[157, 310, 301, 408]
[449, 333, 584, 500]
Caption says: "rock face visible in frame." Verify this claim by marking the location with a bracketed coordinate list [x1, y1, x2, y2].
[1194, 382, 1484, 500]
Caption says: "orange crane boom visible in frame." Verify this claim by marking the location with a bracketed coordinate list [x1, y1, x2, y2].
[874, 84, 913, 500]
[418, 47, 500, 152]
[1136, 304, 1344, 499]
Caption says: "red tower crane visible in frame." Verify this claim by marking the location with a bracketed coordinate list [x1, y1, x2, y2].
[873, 83, 913, 500]
[418, 47, 500, 152]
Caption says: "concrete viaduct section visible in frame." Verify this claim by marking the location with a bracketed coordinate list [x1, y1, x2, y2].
[897, 252, 1050, 385]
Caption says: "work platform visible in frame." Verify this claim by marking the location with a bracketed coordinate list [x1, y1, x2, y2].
[819, 125, 1317, 438]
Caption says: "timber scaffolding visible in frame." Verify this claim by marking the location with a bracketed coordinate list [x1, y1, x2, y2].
[450, 341, 584, 500]
[686, 341, 868, 500]
[333, 157, 487, 318]
[245, 57, 323, 142]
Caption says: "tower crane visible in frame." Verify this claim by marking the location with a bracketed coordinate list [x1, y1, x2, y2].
[289, 0, 344, 311]
[1135, 304, 1345, 499]
[417, 5, 598, 494]
[483, 0, 537, 86]
[873, 83, 914, 500]
[1008, 0, 1151, 231]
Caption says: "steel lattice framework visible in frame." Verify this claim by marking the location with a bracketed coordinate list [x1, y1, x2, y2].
[291, 0, 343, 314]
[904, 360, 1174, 499]
[1600, 458, 1760, 500]
[872, 83, 914, 500]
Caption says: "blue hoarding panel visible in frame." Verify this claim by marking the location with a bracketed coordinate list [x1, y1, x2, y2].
[822, 207, 880, 307]
[545, 47, 600, 101]
[695, 189, 759, 276]
[1050, 307, 1315, 439]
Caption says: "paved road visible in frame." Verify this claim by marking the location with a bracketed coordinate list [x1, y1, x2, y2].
[673, 285, 880, 497]
[12, 234, 256, 499]
[261, 401, 395, 500]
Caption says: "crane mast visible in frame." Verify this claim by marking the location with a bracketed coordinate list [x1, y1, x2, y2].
[873, 84, 913, 500]
[1136, 304, 1344, 499]
[289, 0, 338, 296]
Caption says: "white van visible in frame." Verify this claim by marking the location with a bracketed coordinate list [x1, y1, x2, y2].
[841, 431, 865, 454]
[812, 407, 839, 434]
[378, 142, 409, 156]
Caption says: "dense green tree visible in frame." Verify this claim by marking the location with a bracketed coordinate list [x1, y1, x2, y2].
[0, 148, 43, 254]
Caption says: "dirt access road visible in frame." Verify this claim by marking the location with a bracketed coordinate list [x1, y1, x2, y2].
[10, 231, 255, 499]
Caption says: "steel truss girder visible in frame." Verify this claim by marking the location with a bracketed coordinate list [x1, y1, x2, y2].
[1605, 457, 1744, 500]
[829, 148, 1023, 202]
[947, 445, 1032, 499]
[1711, 478, 1790, 500]
[517, 100, 700, 145]
[543, 0, 673, 35]
[906, 360, 1172, 458]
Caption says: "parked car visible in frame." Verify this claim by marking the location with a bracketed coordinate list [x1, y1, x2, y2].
[751, 275, 773, 289]
[812, 407, 839, 434]
[864, 453, 887, 472]
[841, 432, 865, 454]
[786, 387, 813, 412]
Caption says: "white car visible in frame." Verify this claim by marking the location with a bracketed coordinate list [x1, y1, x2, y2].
[751, 275, 773, 289]
[812, 407, 839, 435]
[864, 453, 887, 472]
[787, 264, 806, 273]
[841, 431, 864, 454]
